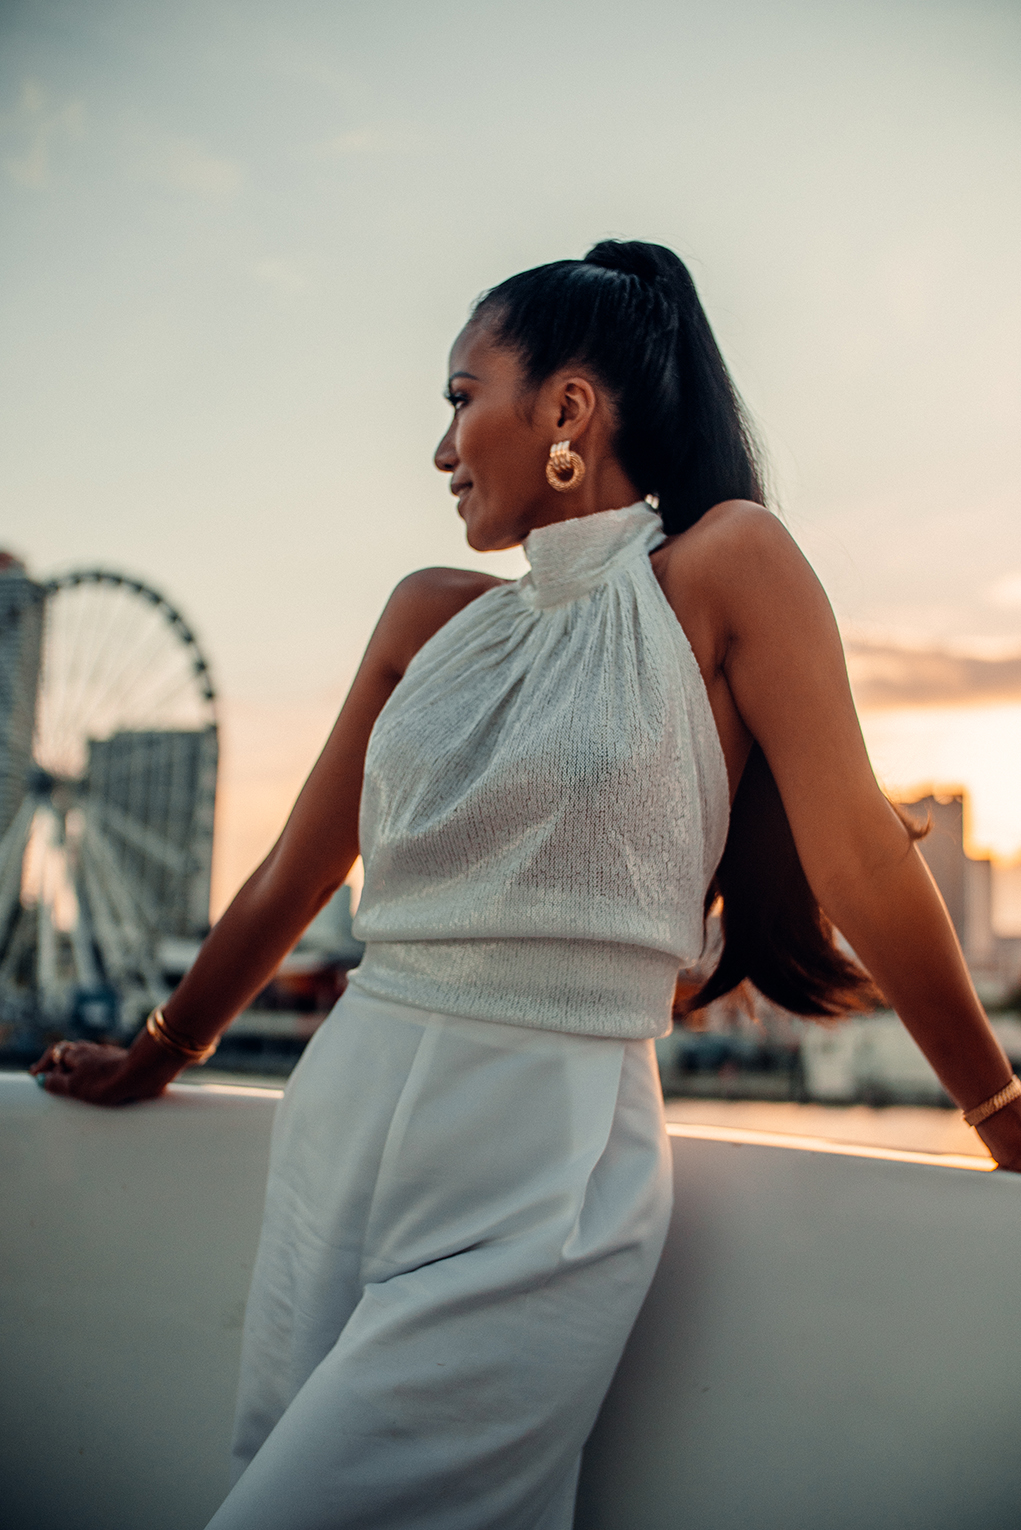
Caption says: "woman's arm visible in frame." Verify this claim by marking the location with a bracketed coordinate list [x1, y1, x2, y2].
[33, 567, 501, 1105]
[663, 503, 1021, 1170]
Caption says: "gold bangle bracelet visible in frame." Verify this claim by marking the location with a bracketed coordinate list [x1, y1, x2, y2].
[145, 1007, 219, 1065]
[963, 1074, 1021, 1128]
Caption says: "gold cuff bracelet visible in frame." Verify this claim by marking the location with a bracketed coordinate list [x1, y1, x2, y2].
[145, 1006, 219, 1066]
[963, 1074, 1021, 1128]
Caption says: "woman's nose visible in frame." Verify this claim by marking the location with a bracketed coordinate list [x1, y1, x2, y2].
[434, 422, 456, 473]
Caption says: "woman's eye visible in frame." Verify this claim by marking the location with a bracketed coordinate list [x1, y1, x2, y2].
[445, 390, 468, 411]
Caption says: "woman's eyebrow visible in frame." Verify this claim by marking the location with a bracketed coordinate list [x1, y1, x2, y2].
[447, 370, 480, 384]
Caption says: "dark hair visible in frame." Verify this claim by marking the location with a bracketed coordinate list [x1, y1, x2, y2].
[476, 239, 881, 1019]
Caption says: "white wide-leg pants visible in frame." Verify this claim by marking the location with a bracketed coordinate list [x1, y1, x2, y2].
[205, 987, 673, 1530]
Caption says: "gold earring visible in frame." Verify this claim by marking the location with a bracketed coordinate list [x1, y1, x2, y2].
[545, 440, 586, 493]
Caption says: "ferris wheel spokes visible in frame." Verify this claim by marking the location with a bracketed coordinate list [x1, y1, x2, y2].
[0, 798, 35, 956]
[34, 814, 61, 1018]
[79, 812, 168, 1021]
[0, 565, 217, 1035]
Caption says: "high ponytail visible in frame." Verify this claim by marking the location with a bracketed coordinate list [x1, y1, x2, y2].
[476, 239, 879, 1021]
[582, 240, 765, 535]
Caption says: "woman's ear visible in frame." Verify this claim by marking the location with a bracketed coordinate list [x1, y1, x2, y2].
[554, 376, 598, 441]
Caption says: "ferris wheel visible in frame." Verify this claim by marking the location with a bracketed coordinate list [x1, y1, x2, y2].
[0, 566, 218, 1037]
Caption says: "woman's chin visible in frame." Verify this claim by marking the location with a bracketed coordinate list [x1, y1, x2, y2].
[458, 493, 531, 552]
[465, 528, 496, 553]
[462, 514, 503, 554]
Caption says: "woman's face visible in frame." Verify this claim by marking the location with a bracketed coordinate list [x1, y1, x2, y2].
[434, 319, 574, 552]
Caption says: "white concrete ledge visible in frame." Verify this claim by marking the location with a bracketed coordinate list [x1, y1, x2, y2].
[2, 1072, 1020, 1530]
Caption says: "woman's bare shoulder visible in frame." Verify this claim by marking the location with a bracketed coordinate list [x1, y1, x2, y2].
[656, 501, 813, 609]
[396, 564, 507, 602]
[378, 566, 508, 677]
[392, 565, 508, 631]
[664, 500, 794, 566]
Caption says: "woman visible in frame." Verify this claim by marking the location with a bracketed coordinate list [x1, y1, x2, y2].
[33, 240, 1021, 1529]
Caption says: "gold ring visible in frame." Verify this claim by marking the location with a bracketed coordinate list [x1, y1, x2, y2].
[51, 1042, 70, 1067]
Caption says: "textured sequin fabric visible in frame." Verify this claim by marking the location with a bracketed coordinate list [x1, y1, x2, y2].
[350, 501, 729, 1038]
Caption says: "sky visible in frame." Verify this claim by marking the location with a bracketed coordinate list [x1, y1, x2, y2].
[2, 0, 1020, 919]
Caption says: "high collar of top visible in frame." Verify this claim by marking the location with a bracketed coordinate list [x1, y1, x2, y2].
[519, 502, 666, 610]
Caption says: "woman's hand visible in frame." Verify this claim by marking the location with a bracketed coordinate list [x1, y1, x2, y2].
[30, 1038, 179, 1106]
[974, 1097, 1021, 1173]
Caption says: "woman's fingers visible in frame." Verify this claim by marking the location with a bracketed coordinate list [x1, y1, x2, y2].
[41, 1065, 73, 1096]
[30, 1039, 86, 1074]
[29, 1039, 138, 1104]
[30, 1041, 70, 1076]
[35, 1049, 80, 1095]
[32, 1042, 84, 1096]
[54, 1041, 80, 1072]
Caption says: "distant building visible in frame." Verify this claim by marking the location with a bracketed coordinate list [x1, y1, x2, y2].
[898, 792, 997, 973]
[0, 553, 43, 843]
[900, 794, 966, 934]
[965, 856, 996, 968]
[87, 727, 218, 937]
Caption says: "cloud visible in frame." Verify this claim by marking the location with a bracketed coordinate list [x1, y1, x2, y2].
[3, 79, 84, 188]
[163, 138, 242, 197]
[848, 641, 1021, 709]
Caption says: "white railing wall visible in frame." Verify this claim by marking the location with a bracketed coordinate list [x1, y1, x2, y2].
[2, 1074, 1020, 1530]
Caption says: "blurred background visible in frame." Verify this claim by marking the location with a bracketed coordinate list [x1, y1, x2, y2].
[1, 0, 1019, 1134]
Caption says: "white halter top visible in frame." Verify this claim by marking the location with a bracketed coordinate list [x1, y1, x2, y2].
[349, 502, 729, 1038]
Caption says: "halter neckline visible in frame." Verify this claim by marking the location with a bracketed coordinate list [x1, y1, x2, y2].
[519, 502, 665, 609]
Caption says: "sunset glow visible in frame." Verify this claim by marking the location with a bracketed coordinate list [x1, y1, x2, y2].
[860, 702, 1021, 860]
